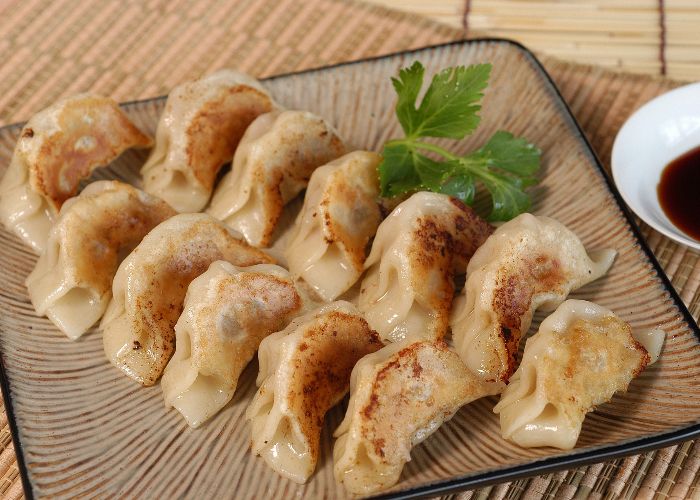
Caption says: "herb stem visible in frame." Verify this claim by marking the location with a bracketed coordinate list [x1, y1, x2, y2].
[412, 140, 458, 161]
[390, 138, 493, 180]
[386, 138, 459, 162]
[410, 139, 504, 185]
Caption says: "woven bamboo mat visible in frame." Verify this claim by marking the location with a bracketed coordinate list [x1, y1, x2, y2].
[0, 0, 698, 498]
[368, 0, 700, 81]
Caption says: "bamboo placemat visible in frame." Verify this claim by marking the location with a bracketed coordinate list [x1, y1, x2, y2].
[0, 0, 698, 498]
[368, 0, 700, 81]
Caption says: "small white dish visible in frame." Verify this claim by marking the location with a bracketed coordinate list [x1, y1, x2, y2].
[612, 82, 700, 251]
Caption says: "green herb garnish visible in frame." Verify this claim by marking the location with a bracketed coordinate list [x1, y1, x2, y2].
[378, 61, 541, 221]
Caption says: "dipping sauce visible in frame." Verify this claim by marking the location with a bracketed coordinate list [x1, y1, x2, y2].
[657, 145, 700, 241]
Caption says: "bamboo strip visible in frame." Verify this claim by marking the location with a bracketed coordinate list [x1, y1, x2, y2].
[0, 442, 16, 481]
[0, 466, 18, 495]
[3, 476, 23, 500]
[366, 0, 700, 80]
[469, 17, 658, 32]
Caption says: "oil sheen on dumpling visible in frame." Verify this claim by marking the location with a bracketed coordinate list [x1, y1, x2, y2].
[451, 213, 616, 383]
[26, 181, 175, 340]
[285, 151, 381, 301]
[333, 340, 503, 495]
[161, 261, 306, 428]
[0, 94, 152, 252]
[101, 213, 273, 386]
[207, 110, 346, 247]
[246, 301, 381, 483]
[141, 70, 275, 212]
[493, 299, 663, 450]
[358, 192, 492, 343]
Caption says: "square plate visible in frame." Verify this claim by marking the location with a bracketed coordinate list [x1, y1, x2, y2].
[1, 39, 699, 499]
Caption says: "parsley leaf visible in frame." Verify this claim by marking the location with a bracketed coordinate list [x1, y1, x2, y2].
[379, 61, 542, 221]
[457, 131, 542, 220]
[392, 62, 425, 138]
[438, 172, 475, 205]
[392, 62, 491, 139]
[378, 142, 423, 197]
[468, 130, 540, 185]
[476, 170, 532, 221]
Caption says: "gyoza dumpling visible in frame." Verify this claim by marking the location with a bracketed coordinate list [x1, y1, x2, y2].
[0, 94, 152, 252]
[333, 340, 502, 495]
[26, 181, 175, 340]
[141, 70, 275, 212]
[285, 151, 381, 301]
[451, 213, 616, 383]
[358, 192, 492, 343]
[161, 261, 307, 428]
[493, 300, 664, 450]
[207, 110, 346, 247]
[246, 301, 382, 483]
[101, 213, 273, 386]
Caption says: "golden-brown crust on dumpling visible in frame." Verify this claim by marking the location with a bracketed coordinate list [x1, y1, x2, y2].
[255, 113, 346, 245]
[102, 213, 274, 386]
[247, 302, 381, 483]
[26, 180, 175, 339]
[409, 204, 493, 327]
[207, 110, 346, 247]
[129, 219, 272, 352]
[359, 192, 492, 343]
[0, 94, 152, 252]
[494, 300, 656, 450]
[557, 316, 649, 396]
[447, 197, 495, 266]
[141, 70, 275, 213]
[491, 255, 567, 377]
[333, 340, 502, 495]
[322, 178, 380, 273]
[358, 342, 482, 454]
[207, 271, 303, 347]
[286, 151, 382, 301]
[451, 214, 617, 383]
[184, 85, 273, 191]
[161, 261, 306, 428]
[288, 310, 382, 460]
[68, 183, 175, 295]
[27, 95, 151, 210]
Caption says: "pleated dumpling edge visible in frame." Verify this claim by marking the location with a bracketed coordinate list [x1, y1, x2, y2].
[0, 94, 152, 252]
[141, 69, 276, 213]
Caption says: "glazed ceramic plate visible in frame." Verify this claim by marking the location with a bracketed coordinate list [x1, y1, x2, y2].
[1, 39, 699, 499]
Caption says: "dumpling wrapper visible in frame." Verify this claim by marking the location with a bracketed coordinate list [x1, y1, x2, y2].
[0, 94, 152, 252]
[101, 213, 273, 386]
[207, 110, 346, 248]
[451, 213, 617, 383]
[493, 299, 664, 450]
[333, 340, 503, 495]
[26, 180, 175, 339]
[161, 261, 306, 428]
[141, 70, 275, 212]
[246, 301, 382, 483]
[286, 151, 381, 301]
[358, 191, 492, 343]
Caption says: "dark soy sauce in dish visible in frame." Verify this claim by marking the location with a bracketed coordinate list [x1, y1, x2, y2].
[657, 145, 700, 241]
